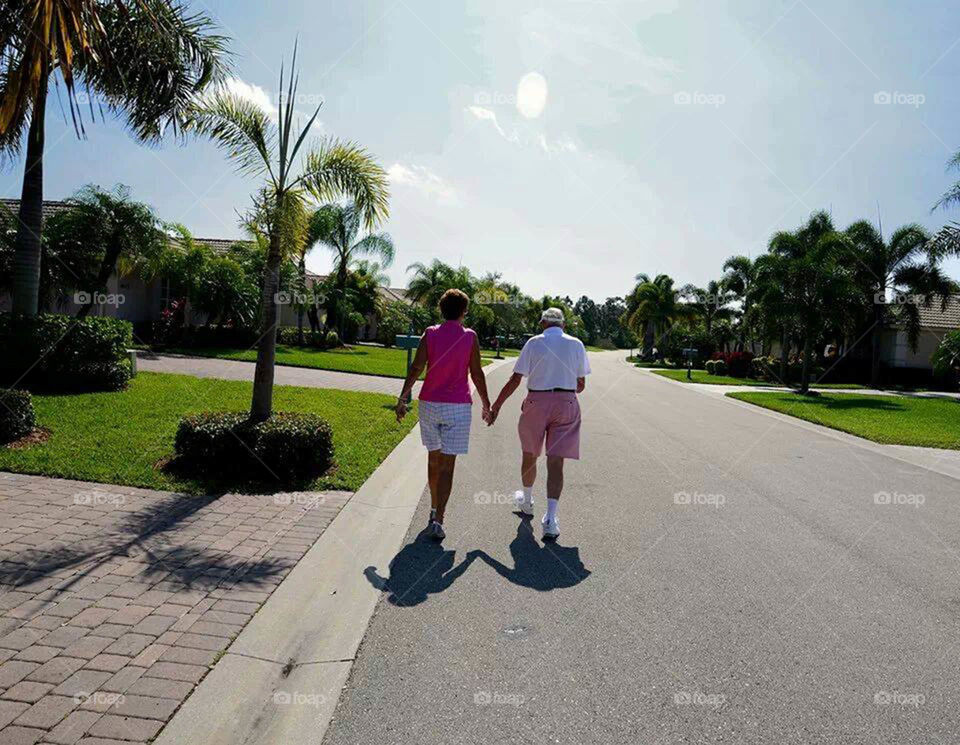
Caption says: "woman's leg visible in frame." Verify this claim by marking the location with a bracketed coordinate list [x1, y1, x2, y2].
[427, 450, 442, 521]
[435, 453, 457, 523]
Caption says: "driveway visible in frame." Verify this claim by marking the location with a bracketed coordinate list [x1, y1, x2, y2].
[323, 351, 960, 744]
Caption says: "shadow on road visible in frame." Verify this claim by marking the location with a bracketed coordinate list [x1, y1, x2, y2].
[364, 529, 478, 606]
[470, 519, 591, 591]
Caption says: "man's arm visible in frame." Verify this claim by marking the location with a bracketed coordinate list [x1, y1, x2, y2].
[577, 376, 586, 393]
[396, 337, 427, 421]
[468, 336, 491, 414]
[488, 372, 524, 425]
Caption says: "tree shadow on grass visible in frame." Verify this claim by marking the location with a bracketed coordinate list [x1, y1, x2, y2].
[160, 456, 335, 496]
[813, 397, 906, 412]
[0, 491, 289, 593]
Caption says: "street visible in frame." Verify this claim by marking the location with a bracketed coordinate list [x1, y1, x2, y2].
[324, 352, 960, 745]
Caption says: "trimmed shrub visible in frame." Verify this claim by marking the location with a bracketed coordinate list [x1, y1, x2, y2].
[0, 389, 35, 443]
[0, 312, 132, 391]
[705, 359, 717, 375]
[325, 330, 340, 349]
[713, 359, 728, 376]
[174, 411, 335, 480]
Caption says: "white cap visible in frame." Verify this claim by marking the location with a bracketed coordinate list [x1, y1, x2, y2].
[540, 307, 565, 325]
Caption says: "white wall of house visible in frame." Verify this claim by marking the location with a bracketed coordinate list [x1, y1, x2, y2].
[882, 328, 950, 370]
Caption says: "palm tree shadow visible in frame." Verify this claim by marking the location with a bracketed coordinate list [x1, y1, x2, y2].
[470, 519, 591, 591]
[364, 529, 478, 607]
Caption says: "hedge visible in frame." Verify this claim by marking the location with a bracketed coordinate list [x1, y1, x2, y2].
[174, 411, 335, 480]
[0, 313, 132, 391]
[0, 389, 35, 443]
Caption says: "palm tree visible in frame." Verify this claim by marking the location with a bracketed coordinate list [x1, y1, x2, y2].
[751, 251, 795, 380]
[768, 212, 859, 393]
[843, 220, 955, 387]
[624, 273, 683, 360]
[42, 185, 167, 318]
[406, 259, 472, 309]
[721, 255, 757, 352]
[307, 202, 394, 339]
[679, 279, 735, 335]
[187, 45, 389, 422]
[1, 0, 228, 316]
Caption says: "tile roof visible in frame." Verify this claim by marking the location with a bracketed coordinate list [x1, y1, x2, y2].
[915, 294, 960, 329]
[0, 198, 71, 223]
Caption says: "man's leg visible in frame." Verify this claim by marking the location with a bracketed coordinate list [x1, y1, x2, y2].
[435, 453, 457, 523]
[521, 451, 538, 488]
[546, 455, 564, 500]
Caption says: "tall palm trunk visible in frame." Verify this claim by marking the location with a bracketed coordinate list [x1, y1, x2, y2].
[779, 329, 789, 383]
[336, 262, 348, 341]
[76, 240, 123, 319]
[12, 76, 48, 317]
[800, 333, 814, 394]
[296, 254, 306, 346]
[250, 231, 284, 422]
[642, 319, 654, 360]
[870, 303, 884, 389]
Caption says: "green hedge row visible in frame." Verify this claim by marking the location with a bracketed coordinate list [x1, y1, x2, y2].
[0, 312, 133, 391]
[174, 411, 335, 480]
[0, 389, 35, 443]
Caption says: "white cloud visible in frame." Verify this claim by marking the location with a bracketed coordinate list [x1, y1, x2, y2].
[388, 163, 460, 206]
[204, 77, 279, 119]
[466, 104, 577, 156]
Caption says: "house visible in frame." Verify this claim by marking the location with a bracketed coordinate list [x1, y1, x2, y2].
[1, 199, 409, 341]
[881, 295, 960, 372]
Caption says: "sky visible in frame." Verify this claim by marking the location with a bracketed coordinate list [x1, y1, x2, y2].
[4, 0, 960, 299]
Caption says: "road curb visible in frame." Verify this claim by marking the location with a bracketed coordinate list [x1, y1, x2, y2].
[154, 420, 427, 745]
[155, 357, 513, 745]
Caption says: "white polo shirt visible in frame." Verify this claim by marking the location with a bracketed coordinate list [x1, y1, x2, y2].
[513, 326, 591, 390]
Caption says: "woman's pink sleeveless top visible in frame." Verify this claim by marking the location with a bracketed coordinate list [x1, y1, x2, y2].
[418, 321, 475, 404]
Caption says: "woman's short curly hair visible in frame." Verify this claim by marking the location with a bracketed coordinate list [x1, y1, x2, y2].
[438, 288, 470, 320]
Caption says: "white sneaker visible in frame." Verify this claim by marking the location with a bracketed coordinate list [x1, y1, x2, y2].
[514, 490, 534, 516]
[541, 515, 560, 540]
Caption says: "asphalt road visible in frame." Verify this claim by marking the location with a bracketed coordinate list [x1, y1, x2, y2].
[323, 352, 960, 745]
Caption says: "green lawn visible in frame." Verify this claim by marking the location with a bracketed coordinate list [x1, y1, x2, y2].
[650, 369, 865, 389]
[0, 372, 417, 493]
[728, 391, 960, 449]
[165, 343, 501, 378]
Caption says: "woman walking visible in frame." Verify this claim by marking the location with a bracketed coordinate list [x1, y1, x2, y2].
[396, 289, 491, 539]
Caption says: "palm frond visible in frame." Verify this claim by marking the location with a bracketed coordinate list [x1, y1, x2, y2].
[184, 89, 274, 177]
[302, 138, 390, 230]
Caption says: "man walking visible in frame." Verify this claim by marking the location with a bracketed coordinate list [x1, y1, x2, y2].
[487, 308, 590, 540]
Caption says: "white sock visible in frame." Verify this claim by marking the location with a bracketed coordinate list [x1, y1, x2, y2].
[546, 498, 559, 521]
[522, 486, 533, 502]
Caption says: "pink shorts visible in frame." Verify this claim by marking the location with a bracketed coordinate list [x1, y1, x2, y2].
[517, 391, 582, 460]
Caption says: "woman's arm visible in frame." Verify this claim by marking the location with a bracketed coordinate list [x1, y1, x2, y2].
[469, 336, 491, 414]
[396, 337, 427, 421]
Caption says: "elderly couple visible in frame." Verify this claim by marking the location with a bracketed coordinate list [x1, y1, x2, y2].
[396, 289, 590, 542]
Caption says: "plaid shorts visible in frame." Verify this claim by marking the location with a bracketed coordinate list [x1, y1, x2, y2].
[418, 401, 472, 455]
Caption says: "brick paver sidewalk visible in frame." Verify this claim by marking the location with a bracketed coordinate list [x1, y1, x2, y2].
[0, 472, 349, 744]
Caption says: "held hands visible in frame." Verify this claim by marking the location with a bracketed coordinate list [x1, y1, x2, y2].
[482, 403, 499, 426]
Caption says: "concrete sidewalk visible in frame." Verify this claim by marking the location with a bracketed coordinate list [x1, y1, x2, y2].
[136, 351, 420, 395]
